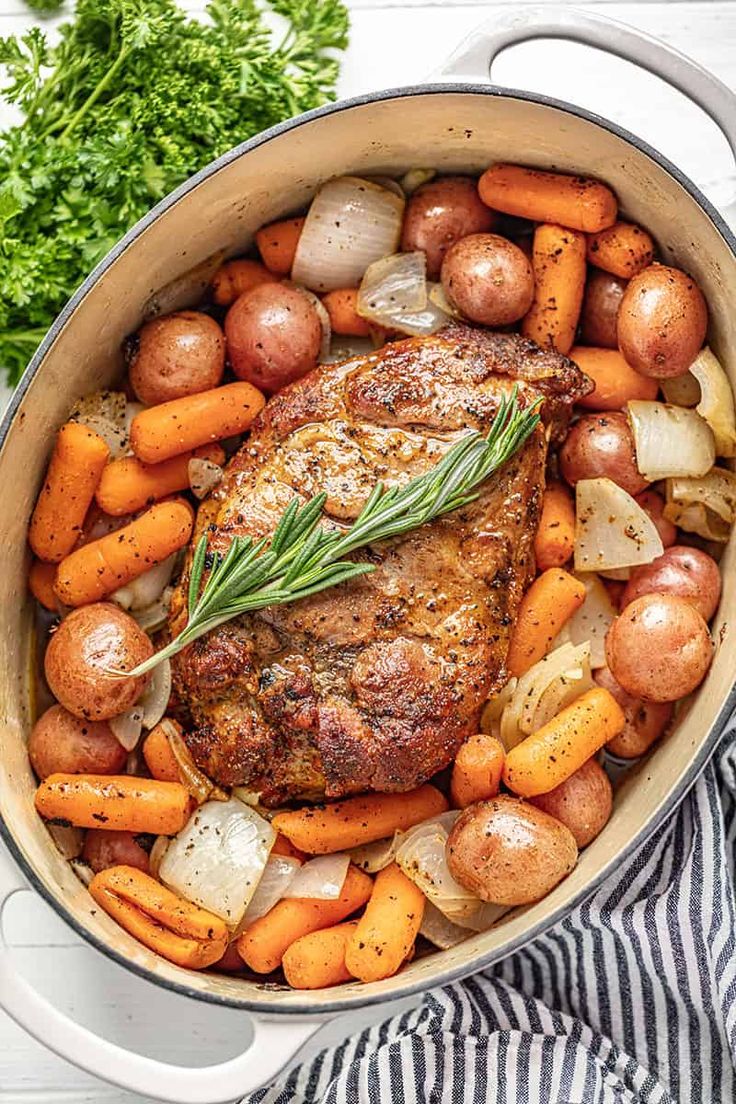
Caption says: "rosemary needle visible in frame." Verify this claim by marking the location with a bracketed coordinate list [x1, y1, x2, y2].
[125, 387, 542, 677]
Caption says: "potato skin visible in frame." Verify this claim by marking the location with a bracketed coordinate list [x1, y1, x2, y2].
[529, 758, 612, 847]
[28, 704, 126, 779]
[128, 311, 225, 405]
[634, 490, 677, 549]
[594, 665, 673, 758]
[605, 593, 713, 703]
[559, 411, 648, 496]
[621, 545, 721, 621]
[441, 233, 534, 326]
[617, 263, 707, 378]
[82, 829, 149, 874]
[446, 795, 578, 906]
[44, 603, 152, 721]
[400, 176, 495, 279]
[225, 283, 321, 393]
[580, 271, 627, 349]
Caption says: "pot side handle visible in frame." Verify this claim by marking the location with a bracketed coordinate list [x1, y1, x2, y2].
[431, 5, 736, 163]
[0, 843, 319, 1104]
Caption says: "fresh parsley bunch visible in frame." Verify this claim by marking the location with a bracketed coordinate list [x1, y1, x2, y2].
[0, 0, 349, 386]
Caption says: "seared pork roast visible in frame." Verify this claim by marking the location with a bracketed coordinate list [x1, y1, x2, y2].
[169, 324, 591, 804]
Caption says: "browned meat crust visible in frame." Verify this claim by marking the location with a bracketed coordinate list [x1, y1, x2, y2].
[169, 324, 591, 803]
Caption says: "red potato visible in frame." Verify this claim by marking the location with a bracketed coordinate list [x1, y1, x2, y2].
[400, 176, 495, 278]
[44, 604, 152, 721]
[580, 270, 627, 349]
[559, 412, 648, 496]
[28, 705, 126, 779]
[225, 283, 321, 393]
[605, 593, 713, 702]
[82, 829, 150, 874]
[440, 233, 534, 326]
[617, 263, 708, 378]
[621, 546, 721, 621]
[594, 665, 673, 758]
[635, 490, 677, 549]
[128, 311, 225, 405]
[529, 758, 613, 847]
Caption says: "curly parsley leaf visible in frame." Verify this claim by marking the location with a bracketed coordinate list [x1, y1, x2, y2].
[1, 0, 349, 386]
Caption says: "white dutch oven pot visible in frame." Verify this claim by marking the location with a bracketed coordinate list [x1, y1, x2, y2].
[1, 7, 736, 1101]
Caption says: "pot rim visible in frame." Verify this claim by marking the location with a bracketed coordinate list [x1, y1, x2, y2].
[2, 80, 735, 1015]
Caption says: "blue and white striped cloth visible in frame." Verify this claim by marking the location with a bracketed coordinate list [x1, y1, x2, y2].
[247, 724, 736, 1103]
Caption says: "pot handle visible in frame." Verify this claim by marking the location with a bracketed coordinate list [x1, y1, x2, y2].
[0, 844, 319, 1104]
[431, 5, 736, 162]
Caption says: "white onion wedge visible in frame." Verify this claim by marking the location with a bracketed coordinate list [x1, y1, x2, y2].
[69, 390, 128, 458]
[109, 705, 144, 751]
[627, 400, 715, 480]
[575, 477, 663, 572]
[401, 168, 436, 195]
[48, 823, 84, 860]
[690, 347, 736, 458]
[395, 814, 476, 923]
[358, 251, 427, 317]
[139, 658, 172, 731]
[113, 554, 177, 612]
[159, 799, 276, 925]
[284, 854, 349, 900]
[500, 641, 593, 750]
[664, 467, 736, 541]
[419, 901, 470, 949]
[188, 458, 223, 500]
[349, 835, 399, 874]
[240, 856, 301, 926]
[566, 574, 618, 669]
[292, 177, 404, 292]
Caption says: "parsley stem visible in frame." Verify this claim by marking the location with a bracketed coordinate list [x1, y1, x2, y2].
[59, 45, 131, 142]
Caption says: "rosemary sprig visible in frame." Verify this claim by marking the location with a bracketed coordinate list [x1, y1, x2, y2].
[125, 387, 542, 677]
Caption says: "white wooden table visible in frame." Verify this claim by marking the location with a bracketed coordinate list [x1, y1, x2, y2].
[1, 0, 735, 1100]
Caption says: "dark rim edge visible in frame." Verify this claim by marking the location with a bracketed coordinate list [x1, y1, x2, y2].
[1, 80, 735, 1019]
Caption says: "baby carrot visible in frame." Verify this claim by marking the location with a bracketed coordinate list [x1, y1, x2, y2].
[344, 863, 425, 983]
[450, 732, 505, 808]
[35, 774, 191, 833]
[282, 921, 358, 989]
[142, 721, 182, 783]
[54, 498, 193, 607]
[129, 381, 265, 465]
[90, 865, 228, 969]
[322, 289, 372, 337]
[586, 221, 654, 279]
[271, 785, 448, 855]
[237, 864, 372, 974]
[522, 223, 587, 355]
[96, 443, 225, 516]
[572, 346, 659, 410]
[534, 481, 575, 571]
[503, 687, 625, 796]
[28, 559, 58, 610]
[29, 422, 110, 563]
[211, 259, 276, 306]
[478, 164, 617, 233]
[255, 217, 305, 275]
[507, 568, 587, 677]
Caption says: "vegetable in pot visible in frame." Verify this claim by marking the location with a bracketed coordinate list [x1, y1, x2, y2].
[400, 176, 495, 278]
[127, 312, 225, 405]
[440, 233, 534, 326]
[605, 593, 713, 702]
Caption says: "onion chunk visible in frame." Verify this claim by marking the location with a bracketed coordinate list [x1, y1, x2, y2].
[664, 467, 736, 541]
[284, 854, 349, 900]
[627, 400, 715, 480]
[292, 176, 404, 292]
[566, 574, 618, 669]
[500, 641, 593, 750]
[159, 798, 275, 925]
[575, 477, 664, 572]
[690, 347, 736, 458]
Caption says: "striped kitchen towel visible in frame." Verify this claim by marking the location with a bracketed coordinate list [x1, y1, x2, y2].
[246, 724, 736, 1104]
